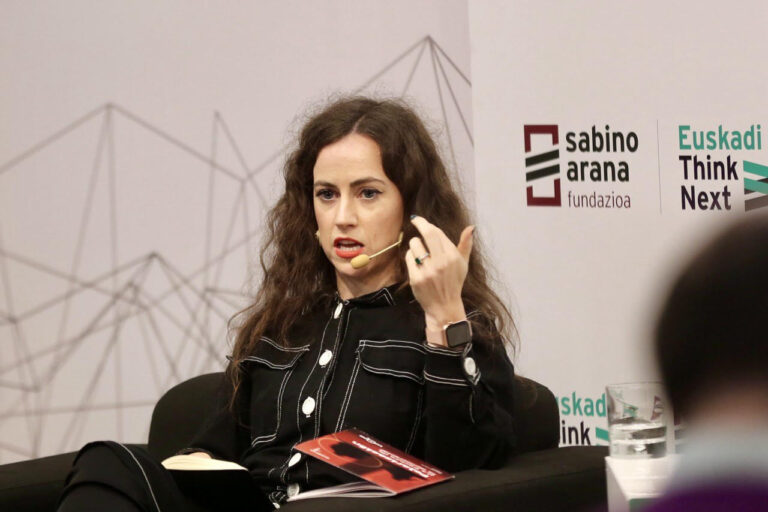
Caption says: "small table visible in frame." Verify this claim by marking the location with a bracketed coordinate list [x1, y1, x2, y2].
[606, 455, 680, 511]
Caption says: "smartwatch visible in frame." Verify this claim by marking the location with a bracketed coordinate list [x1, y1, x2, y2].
[444, 319, 472, 348]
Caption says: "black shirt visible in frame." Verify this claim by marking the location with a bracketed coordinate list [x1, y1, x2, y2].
[179, 282, 517, 503]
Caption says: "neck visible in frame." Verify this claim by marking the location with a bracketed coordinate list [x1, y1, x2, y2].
[688, 386, 768, 429]
[336, 263, 401, 300]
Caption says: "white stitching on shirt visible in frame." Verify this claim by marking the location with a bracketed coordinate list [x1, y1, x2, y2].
[364, 288, 385, 303]
[241, 356, 298, 370]
[251, 432, 277, 445]
[423, 343, 465, 356]
[240, 338, 310, 370]
[324, 337, 423, 399]
[277, 441, 298, 483]
[359, 339, 427, 353]
[320, 305, 354, 403]
[335, 356, 361, 431]
[294, 312, 333, 429]
[423, 370, 471, 387]
[278, 318, 335, 483]
[259, 336, 311, 352]
[405, 387, 424, 453]
[114, 443, 162, 512]
[252, 365, 295, 447]
[321, 338, 343, 402]
[359, 363, 424, 384]
[321, 351, 341, 401]
[315, 307, 352, 438]
[272, 308, 334, 481]
[339, 336, 427, 434]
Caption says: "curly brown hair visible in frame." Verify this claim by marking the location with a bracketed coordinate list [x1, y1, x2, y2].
[226, 96, 516, 407]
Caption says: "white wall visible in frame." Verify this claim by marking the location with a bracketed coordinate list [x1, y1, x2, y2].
[0, 0, 474, 463]
[8, 0, 763, 464]
[469, 1, 768, 447]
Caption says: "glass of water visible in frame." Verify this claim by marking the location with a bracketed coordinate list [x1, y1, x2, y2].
[606, 382, 667, 458]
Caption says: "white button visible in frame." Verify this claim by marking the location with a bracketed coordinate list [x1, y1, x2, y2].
[319, 350, 333, 367]
[463, 357, 477, 377]
[287, 483, 300, 497]
[302, 396, 316, 416]
[333, 302, 343, 319]
[288, 452, 302, 467]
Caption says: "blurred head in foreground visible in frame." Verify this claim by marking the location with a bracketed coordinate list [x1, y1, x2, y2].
[648, 216, 768, 512]
[655, 214, 768, 426]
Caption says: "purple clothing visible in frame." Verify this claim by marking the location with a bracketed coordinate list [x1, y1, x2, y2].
[645, 480, 768, 511]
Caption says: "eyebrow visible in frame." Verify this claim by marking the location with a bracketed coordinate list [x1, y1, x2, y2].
[313, 177, 387, 188]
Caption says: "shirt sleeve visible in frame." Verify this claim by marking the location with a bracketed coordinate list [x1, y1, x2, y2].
[419, 312, 516, 471]
[174, 369, 251, 462]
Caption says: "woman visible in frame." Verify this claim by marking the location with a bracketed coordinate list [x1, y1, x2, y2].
[57, 97, 517, 511]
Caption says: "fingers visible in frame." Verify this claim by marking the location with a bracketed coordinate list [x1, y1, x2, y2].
[410, 216, 447, 259]
[456, 225, 475, 262]
[404, 248, 420, 281]
[406, 218, 472, 318]
[410, 216, 473, 262]
[408, 236, 429, 263]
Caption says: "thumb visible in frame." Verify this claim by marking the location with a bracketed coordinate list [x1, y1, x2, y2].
[457, 225, 475, 262]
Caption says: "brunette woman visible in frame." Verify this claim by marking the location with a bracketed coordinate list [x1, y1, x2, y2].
[57, 97, 517, 512]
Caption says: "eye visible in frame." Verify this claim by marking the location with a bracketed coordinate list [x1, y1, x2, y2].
[315, 189, 336, 201]
[361, 188, 381, 199]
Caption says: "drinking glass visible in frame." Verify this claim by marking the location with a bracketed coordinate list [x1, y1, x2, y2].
[606, 382, 667, 458]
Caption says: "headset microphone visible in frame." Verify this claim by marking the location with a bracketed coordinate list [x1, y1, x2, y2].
[350, 232, 404, 269]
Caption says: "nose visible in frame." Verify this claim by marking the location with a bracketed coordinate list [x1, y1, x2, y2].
[335, 193, 357, 227]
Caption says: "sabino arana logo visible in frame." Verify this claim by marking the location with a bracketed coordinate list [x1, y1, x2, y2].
[524, 125, 561, 207]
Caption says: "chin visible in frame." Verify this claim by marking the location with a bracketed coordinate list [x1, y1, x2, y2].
[333, 260, 365, 277]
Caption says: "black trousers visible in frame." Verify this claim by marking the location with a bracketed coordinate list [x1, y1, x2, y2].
[56, 441, 273, 512]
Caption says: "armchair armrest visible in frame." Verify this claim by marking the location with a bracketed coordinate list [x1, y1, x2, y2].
[281, 446, 608, 512]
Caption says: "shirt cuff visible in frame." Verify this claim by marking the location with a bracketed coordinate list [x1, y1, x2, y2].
[423, 342, 480, 387]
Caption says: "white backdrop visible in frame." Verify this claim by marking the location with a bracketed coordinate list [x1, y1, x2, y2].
[0, 0, 474, 463]
[469, 1, 768, 446]
[6, 1, 766, 464]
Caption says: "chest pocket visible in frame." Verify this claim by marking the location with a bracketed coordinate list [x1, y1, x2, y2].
[340, 339, 426, 452]
[241, 338, 309, 448]
[357, 339, 426, 385]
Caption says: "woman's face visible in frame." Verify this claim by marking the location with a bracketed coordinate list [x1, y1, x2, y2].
[313, 133, 404, 290]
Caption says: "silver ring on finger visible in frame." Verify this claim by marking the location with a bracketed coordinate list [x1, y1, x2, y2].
[414, 252, 430, 265]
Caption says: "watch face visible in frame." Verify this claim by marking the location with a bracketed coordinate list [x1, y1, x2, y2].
[445, 320, 472, 348]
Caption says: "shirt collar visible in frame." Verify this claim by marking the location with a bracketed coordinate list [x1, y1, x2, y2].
[334, 281, 413, 307]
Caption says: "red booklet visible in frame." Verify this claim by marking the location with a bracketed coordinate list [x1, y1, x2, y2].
[293, 428, 453, 499]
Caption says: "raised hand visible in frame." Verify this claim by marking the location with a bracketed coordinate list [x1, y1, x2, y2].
[405, 215, 474, 346]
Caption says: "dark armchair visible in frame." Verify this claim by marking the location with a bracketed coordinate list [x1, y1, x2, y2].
[0, 373, 606, 511]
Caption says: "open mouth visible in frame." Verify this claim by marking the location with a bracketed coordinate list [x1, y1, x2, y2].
[334, 238, 364, 259]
